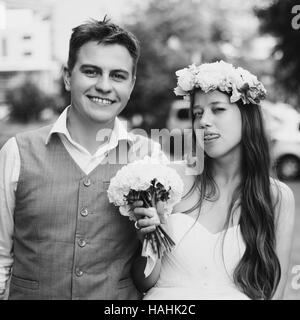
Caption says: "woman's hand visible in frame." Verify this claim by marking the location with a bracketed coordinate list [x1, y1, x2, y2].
[132, 200, 166, 242]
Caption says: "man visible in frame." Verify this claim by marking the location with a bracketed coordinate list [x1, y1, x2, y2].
[0, 18, 165, 300]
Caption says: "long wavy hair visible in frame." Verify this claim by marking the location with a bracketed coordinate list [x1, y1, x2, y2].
[185, 89, 281, 300]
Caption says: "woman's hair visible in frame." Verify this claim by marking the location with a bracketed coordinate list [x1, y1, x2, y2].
[185, 89, 281, 300]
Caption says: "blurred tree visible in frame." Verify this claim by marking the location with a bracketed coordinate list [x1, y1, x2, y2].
[55, 73, 71, 114]
[6, 78, 56, 123]
[121, 0, 230, 131]
[256, 0, 300, 108]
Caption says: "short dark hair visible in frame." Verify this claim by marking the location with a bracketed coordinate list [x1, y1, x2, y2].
[67, 17, 140, 76]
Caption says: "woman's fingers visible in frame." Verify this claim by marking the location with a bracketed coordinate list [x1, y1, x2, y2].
[133, 207, 156, 219]
[132, 200, 144, 208]
[137, 215, 160, 228]
[138, 225, 157, 236]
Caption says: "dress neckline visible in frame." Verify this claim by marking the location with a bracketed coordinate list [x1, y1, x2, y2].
[172, 213, 239, 236]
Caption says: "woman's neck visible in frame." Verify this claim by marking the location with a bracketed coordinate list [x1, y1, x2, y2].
[211, 147, 242, 187]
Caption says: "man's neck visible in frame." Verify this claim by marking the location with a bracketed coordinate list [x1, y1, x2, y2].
[67, 107, 115, 155]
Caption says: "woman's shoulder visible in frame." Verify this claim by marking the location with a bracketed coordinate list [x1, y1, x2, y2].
[270, 178, 295, 203]
[168, 160, 196, 191]
[168, 160, 200, 214]
[270, 178, 295, 228]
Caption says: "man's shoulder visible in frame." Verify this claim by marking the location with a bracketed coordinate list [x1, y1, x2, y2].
[15, 124, 54, 142]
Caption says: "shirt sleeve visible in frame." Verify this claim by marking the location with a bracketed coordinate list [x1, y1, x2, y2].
[0, 137, 20, 298]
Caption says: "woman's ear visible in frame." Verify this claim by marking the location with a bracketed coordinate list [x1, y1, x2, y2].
[63, 66, 71, 92]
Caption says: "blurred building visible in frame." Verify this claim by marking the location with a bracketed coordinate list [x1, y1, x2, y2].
[0, 0, 138, 106]
[0, 0, 57, 104]
[50, 0, 136, 64]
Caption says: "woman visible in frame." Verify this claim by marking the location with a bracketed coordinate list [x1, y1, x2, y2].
[131, 61, 295, 300]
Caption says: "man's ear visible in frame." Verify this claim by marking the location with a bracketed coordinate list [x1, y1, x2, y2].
[63, 66, 71, 92]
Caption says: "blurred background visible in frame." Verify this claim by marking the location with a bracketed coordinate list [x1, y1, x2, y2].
[0, 0, 299, 299]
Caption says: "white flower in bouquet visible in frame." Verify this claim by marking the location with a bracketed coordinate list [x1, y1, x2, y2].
[107, 157, 184, 259]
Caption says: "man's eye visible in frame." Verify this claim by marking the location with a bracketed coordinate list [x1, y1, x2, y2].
[112, 73, 126, 80]
[83, 69, 98, 77]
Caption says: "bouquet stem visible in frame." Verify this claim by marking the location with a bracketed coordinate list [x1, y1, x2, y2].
[139, 192, 175, 259]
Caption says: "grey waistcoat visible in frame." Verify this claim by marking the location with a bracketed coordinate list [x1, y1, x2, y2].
[9, 125, 142, 300]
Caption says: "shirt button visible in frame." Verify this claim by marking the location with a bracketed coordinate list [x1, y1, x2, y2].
[75, 268, 83, 277]
[80, 208, 88, 217]
[78, 239, 86, 247]
[83, 179, 91, 187]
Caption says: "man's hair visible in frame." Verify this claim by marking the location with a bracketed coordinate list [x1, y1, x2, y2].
[67, 16, 140, 76]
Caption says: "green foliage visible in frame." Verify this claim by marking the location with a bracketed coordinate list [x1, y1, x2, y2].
[256, 0, 300, 106]
[6, 78, 56, 123]
[121, 0, 228, 131]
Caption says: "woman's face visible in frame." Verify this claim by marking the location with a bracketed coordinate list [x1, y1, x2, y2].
[192, 90, 242, 159]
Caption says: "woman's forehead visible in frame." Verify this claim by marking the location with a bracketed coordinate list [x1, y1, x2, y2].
[194, 90, 230, 106]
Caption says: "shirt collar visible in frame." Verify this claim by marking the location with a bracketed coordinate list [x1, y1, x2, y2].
[45, 105, 135, 147]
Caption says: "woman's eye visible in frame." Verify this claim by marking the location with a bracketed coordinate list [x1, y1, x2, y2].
[194, 112, 203, 118]
[213, 108, 226, 113]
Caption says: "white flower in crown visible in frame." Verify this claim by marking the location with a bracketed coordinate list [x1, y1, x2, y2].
[174, 60, 266, 105]
[175, 67, 195, 91]
[237, 67, 258, 87]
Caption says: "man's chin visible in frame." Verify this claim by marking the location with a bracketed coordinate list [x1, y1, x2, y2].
[90, 114, 117, 126]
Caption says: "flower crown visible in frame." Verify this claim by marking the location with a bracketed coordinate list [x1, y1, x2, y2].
[174, 60, 267, 105]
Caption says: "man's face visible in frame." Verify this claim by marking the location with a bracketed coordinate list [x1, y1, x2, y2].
[64, 42, 135, 126]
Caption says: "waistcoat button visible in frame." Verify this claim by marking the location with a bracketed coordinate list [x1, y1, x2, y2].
[83, 179, 91, 187]
[75, 268, 83, 277]
[78, 239, 86, 247]
[80, 208, 88, 217]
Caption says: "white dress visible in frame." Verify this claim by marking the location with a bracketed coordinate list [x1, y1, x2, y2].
[143, 213, 250, 300]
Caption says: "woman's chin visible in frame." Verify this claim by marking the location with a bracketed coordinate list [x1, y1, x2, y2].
[205, 149, 227, 159]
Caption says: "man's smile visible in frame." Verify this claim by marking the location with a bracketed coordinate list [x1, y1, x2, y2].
[86, 95, 116, 105]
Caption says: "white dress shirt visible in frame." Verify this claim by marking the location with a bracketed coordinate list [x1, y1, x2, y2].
[0, 106, 165, 298]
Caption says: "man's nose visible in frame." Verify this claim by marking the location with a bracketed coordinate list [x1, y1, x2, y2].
[95, 75, 112, 93]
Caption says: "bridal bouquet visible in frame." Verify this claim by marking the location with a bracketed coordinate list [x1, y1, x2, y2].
[107, 157, 184, 275]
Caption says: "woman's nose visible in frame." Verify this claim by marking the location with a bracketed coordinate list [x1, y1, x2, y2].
[199, 111, 212, 127]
